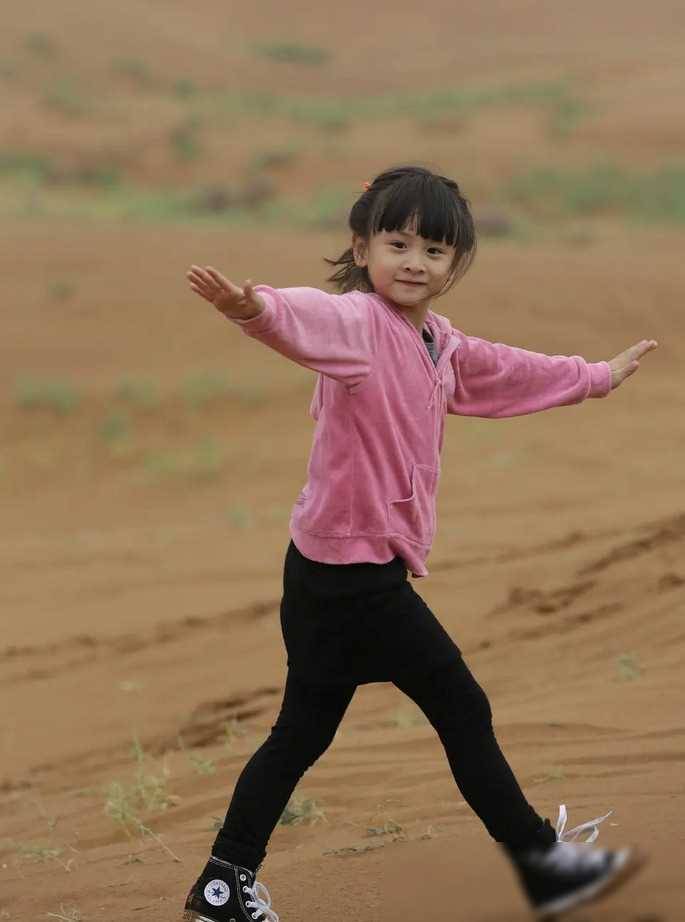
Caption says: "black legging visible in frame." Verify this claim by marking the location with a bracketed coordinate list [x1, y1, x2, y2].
[212, 657, 551, 873]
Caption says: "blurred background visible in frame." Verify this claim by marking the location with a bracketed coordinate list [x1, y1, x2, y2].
[1, 3, 683, 920]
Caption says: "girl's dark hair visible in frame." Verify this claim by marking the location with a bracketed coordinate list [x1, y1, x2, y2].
[324, 163, 477, 297]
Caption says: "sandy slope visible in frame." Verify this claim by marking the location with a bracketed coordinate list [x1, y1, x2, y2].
[1, 221, 682, 922]
[1, 2, 685, 919]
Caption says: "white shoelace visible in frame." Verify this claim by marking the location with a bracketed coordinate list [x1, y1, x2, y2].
[555, 803, 613, 844]
[244, 880, 280, 922]
[542, 804, 614, 873]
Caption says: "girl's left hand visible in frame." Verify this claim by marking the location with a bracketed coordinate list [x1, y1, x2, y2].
[608, 339, 659, 390]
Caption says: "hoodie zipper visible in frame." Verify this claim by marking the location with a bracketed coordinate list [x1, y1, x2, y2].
[372, 293, 459, 458]
[372, 293, 443, 385]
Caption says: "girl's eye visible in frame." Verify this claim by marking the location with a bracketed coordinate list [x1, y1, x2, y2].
[391, 242, 443, 254]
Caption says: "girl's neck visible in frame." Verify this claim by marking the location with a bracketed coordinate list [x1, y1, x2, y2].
[372, 291, 431, 332]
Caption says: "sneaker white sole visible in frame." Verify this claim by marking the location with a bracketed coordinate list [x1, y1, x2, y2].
[535, 846, 649, 920]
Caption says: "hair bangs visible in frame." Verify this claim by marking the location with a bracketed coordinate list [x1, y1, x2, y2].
[369, 175, 461, 249]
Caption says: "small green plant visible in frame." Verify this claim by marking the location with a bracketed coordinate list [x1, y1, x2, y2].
[189, 438, 225, 478]
[104, 735, 181, 861]
[177, 733, 217, 775]
[365, 817, 403, 838]
[48, 280, 76, 301]
[71, 163, 121, 188]
[143, 436, 225, 482]
[13, 841, 76, 872]
[105, 736, 179, 821]
[300, 186, 350, 227]
[0, 150, 52, 181]
[547, 95, 593, 139]
[262, 505, 291, 522]
[15, 843, 63, 862]
[0, 60, 19, 81]
[278, 794, 327, 827]
[488, 449, 517, 469]
[24, 32, 59, 58]
[42, 79, 92, 118]
[142, 450, 183, 479]
[181, 371, 266, 407]
[98, 410, 132, 445]
[173, 78, 199, 99]
[249, 147, 300, 171]
[223, 716, 249, 749]
[262, 186, 349, 230]
[533, 766, 566, 783]
[46, 905, 81, 922]
[105, 737, 180, 826]
[111, 57, 155, 87]
[30, 798, 58, 832]
[35, 157, 120, 188]
[180, 370, 235, 408]
[14, 376, 80, 415]
[170, 116, 202, 161]
[189, 753, 216, 775]
[115, 376, 161, 409]
[226, 504, 253, 529]
[617, 652, 642, 681]
[253, 42, 331, 66]
[286, 99, 350, 132]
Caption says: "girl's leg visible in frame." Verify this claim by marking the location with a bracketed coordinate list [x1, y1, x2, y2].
[212, 669, 356, 872]
[392, 655, 554, 849]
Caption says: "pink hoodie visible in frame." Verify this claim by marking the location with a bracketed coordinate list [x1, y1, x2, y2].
[230, 285, 612, 578]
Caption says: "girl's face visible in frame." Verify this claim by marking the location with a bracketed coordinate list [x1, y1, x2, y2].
[352, 217, 456, 315]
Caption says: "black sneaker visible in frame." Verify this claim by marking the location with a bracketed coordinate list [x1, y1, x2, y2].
[183, 856, 279, 922]
[502, 804, 648, 920]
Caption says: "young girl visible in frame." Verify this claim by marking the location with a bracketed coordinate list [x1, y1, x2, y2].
[183, 164, 657, 922]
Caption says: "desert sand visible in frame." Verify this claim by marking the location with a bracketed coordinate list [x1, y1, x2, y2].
[1, 2, 683, 920]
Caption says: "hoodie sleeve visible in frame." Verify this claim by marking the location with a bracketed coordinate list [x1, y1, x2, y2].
[446, 330, 612, 418]
[226, 284, 375, 390]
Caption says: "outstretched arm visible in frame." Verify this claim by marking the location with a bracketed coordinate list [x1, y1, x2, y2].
[185, 264, 376, 390]
[447, 331, 659, 418]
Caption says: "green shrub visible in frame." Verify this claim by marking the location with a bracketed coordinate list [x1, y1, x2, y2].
[253, 42, 331, 66]
[14, 376, 80, 415]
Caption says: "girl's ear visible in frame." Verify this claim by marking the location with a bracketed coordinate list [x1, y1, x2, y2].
[352, 234, 368, 267]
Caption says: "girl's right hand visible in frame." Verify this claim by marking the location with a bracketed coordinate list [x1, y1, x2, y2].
[186, 265, 266, 320]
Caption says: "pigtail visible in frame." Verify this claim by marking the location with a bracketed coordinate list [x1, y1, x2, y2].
[323, 246, 373, 293]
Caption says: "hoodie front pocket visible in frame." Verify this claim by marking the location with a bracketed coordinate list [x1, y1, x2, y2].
[387, 462, 438, 545]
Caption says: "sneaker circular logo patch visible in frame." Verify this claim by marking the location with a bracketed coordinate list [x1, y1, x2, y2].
[204, 879, 230, 906]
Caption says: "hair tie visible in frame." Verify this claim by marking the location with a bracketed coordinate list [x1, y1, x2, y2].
[362, 180, 371, 191]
